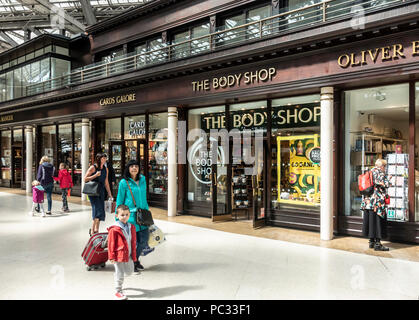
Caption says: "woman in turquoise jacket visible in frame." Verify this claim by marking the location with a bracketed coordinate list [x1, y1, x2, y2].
[115, 159, 152, 272]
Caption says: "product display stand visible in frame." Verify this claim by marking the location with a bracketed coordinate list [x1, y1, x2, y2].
[231, 165, 253, 220]
[386, 153, 409, 221]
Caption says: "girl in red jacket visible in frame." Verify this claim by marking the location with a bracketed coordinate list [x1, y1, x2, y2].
[108, 204, 137, 300]
[54, 163, 74, 212]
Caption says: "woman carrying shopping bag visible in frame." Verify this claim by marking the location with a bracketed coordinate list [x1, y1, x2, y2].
[84, 153, 113, 236]
[361, 158, 390, 251]
[115, 159, 153, 273]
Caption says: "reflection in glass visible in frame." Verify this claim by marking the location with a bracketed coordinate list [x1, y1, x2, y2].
[415, 82, 419, 222]
[41, 125, 57, 165]
[149, 113, 168, 195]
[1, 131, 11, 180]
[188, 106, 225, 207]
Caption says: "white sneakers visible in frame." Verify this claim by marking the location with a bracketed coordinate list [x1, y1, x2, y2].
[29, 211, 46, 217]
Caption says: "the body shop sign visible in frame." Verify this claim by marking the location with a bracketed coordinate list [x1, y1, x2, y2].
[201, 104, 320, 131]
[192, 68, 276, 92]
[188, 136, 226, 185]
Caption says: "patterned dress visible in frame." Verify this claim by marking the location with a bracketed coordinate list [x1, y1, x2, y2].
[360, 166, 389, 218]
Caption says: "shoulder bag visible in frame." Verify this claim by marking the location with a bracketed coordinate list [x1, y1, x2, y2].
[82, 165, 100, 197]
[125, 179, 154, 226]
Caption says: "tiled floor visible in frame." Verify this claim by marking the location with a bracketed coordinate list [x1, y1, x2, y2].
[0, 188, 418, 300]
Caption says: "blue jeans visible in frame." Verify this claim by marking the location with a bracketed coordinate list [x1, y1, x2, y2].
[43, 183, 53, 212]
[136, 228, 149, 262]
[37, 183, 53, 212]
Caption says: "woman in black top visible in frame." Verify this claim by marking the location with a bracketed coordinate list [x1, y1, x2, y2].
[84, 153, 113, 235]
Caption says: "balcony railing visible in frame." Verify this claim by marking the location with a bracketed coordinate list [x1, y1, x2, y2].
[25, 0, 409, 97]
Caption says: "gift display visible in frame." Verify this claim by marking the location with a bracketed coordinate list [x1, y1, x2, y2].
[386, 153, 408, 221]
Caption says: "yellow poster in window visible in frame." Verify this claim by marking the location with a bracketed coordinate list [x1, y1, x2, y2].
[277, 134, 321, 206]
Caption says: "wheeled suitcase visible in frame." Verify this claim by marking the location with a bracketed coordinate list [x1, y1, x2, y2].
[81, 232, 108, 271]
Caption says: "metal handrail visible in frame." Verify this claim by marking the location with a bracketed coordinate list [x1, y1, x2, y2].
[24, 0, 405, 97]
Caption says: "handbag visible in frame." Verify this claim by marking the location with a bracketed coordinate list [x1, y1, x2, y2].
[82, 181, 100, 196]
[125, 179, 154, 226]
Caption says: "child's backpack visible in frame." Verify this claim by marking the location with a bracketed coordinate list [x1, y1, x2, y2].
[358, 170, 374, 197]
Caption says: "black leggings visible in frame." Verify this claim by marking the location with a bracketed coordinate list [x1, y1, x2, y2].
[362, 209, 387, 240]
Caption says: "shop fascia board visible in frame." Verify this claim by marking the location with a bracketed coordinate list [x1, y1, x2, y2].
[1, 4, 419, 111]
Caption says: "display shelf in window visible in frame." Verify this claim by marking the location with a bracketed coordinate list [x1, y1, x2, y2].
[231, 166, 253, 210]
[386, 153, 409, 222]
[352, 133, 407, 173]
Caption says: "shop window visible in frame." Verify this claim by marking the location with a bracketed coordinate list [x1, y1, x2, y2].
[124, 115, 146, 140]
[97, 118, 122, 156]
[40, 125, 57, 165]
[1, 130, 11, 181]
[271, 94, 321, 212]
[149, 112, 168, 196]
[344, 84, 409, 220]
[230, 102, 267, 218]
[13, 128, 22, 144]
[13, 128, 23, 185]
[415, 82, 419, 222]
[187, 106, 225, 206]
[124, 115, 146, 181]
[58, 124, 72, 170]
[32, 127, 36, 184]
[73, 123, 82, 188]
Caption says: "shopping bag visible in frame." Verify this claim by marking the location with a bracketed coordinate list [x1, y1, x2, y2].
[147, 224, 166, 248]
[67, 189, 71, 198]
[105, 199, 115, 214]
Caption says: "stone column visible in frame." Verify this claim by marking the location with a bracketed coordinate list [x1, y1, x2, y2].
[168, 107, 178, 217]
[320, 87, 334, 241]
[81, 119, 90, 201]
[25, 126, 33, 194]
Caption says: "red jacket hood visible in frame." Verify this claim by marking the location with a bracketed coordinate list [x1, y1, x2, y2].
[60, 169, 70, 176]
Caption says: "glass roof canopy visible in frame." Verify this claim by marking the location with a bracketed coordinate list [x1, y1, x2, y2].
[0, 0, 156, 52]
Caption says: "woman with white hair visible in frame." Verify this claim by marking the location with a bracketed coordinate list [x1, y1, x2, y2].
[360, 158, 390, 251]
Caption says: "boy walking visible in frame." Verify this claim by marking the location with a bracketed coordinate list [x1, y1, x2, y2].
[107, 204, 137, 300]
